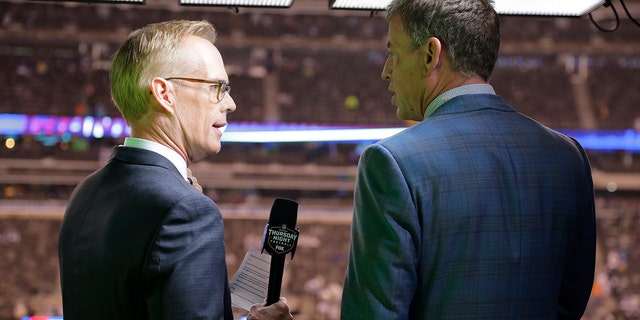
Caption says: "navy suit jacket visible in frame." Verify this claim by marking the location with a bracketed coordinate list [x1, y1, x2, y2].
[59, 146, 233, 320]
[341, 94, 596, 319]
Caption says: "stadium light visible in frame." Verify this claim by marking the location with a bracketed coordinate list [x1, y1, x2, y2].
[329, 0, 606, 17]
[31, 0, 144, 3]
[178, 0, 294, 7]
[329, 0, 387, 11]
[494, 0, 606, 17]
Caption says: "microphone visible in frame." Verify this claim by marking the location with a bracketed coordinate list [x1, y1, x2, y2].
[261, 198, 299, 306]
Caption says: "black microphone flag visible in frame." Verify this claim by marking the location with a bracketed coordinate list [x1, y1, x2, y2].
[261, 198, 299, 306]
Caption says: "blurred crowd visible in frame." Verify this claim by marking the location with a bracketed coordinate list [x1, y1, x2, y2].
[1, 0, 639, 319]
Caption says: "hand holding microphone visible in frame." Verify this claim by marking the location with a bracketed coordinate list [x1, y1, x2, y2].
[247, 297, 293, 320]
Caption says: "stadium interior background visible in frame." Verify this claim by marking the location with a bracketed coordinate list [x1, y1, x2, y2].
[1, 0, 639, 319]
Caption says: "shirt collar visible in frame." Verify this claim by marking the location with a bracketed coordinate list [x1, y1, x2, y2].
[423, 84, 496, 119]
[123, 137, 188, 181]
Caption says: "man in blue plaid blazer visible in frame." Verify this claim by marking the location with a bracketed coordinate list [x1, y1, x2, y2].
[340, 0, 596, 319]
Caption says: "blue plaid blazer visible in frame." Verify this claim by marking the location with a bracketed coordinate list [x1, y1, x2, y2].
[341, 94, 596, 320]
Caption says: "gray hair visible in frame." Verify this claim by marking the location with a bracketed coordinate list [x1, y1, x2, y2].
[387, 0, 500, 80]
[110, 20, 218, 122]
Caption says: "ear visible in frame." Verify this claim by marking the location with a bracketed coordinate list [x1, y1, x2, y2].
[421, 37, 443, 75]
[149, 77, 177, 114]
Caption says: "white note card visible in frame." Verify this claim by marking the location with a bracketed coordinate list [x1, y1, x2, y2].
[229, 248, 272, 311]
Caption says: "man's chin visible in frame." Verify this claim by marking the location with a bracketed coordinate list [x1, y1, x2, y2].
[210, 144, 222, 155]
[190, 147, 220, 163]
[396, 109, 412, 121]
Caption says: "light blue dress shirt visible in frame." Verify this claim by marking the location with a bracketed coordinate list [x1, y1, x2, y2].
[424, 84, 496, 119]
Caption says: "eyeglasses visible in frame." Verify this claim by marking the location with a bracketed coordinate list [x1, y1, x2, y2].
[166, 77, 231, 102]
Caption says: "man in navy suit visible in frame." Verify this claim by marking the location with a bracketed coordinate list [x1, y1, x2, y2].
[341, 0, 596, 319]
[58, 20, 292, 320]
